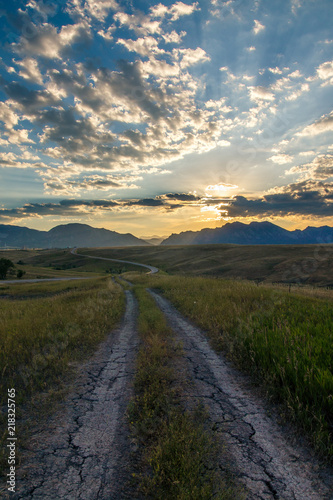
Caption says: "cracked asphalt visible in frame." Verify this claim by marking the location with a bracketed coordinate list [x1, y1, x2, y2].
[149, 289, 333, 500]
[10, 290, 138, 500]
[3, 273, 332, 499]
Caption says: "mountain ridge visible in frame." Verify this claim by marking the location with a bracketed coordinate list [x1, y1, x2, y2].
[0, 223, 150, 248]
[161, 221, 333, 246]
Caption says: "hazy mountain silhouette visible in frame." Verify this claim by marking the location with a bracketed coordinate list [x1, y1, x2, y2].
[0, 223, 150, 248]
[161, 221, 333, 245]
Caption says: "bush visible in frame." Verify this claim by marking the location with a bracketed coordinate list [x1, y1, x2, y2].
[0, 258, 15, 279]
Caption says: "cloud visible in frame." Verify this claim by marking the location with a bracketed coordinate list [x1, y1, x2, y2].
[66, 0, 119, 22]
[174, 47, 211, 68]
[0, 191, 206, 222]
[117, 36, 164, 56]
[205, 183, 238, 196]
[162, 30, 186, 44]
[269, 154, 293, 164]
[297, 111, 333, 137]
[253, 20, 265, 35]
[268, 67, 283, 75]
[0, 199, 116, 222]
[248, 86, 275, 102]
[225, 153, 333, 219]
[16, 57, 44, 84]
[225, 181, 333, 218]
[286, 154, 333, 180]
[316, 60, 333, 85]
[97, 26, 116, 40]
[150, 2, 199, 21]
[114, 12, 163, 36]
[14, 22, 91, 59]
[161, 193, 200, 201]
[0, 102, 19, 129]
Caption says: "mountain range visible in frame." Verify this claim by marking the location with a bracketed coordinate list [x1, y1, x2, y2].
[161, 221, 333, 246]
[0, 221, 332, 249]
[0, 223, 150, 248]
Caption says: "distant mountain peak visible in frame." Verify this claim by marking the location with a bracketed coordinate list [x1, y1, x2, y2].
[0, 223, 150, 248]
[161, 221, 333, 246]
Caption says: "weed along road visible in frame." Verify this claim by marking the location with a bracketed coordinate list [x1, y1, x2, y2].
[149, 290, 333, 500]
[13, 290, 139, 500]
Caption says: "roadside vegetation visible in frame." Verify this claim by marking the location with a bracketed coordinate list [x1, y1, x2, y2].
[0, 277, 125, 473]
[129, 274, 333, 463]
[129, 286, 236, 499]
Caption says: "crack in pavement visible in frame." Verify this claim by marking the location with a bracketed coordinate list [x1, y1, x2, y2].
[149, 289, 333, 500]
[9, 290, 139, 500]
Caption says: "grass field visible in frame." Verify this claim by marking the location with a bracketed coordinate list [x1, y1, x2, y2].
[75, 244, 333, 286]
[0, 248, 143, 279]
[2, 243, 333, 286]
[0, 277, 125, 473]
[130, 286, 236, 499]
[129, 273, 333, 462]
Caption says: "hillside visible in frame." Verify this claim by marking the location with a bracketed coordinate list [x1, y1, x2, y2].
[0, 223, 149, 248]
[76, 244, 333, 286]
[161, 221, 333, 246]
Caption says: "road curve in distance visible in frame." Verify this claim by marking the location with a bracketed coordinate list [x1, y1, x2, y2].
[71, 248, 159, 274]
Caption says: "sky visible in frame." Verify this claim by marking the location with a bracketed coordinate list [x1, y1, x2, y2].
[0, 0, 332, 238]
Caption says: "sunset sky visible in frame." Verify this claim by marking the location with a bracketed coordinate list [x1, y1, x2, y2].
[0, 0, 332, 237]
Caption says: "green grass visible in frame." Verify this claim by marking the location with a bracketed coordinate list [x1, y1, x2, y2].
[130, 274, 333, 462]
[129, 286, 236, 499]
[0, 277, 125, 473]
[0, 277, 96, 298]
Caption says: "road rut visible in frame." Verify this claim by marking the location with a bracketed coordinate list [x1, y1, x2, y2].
[11, 290, 138, 500]
[150, 289, 333, 500]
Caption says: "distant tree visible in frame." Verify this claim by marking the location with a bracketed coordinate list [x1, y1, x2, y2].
[17, 269, 26, 279]
[0, 258, 15, 279]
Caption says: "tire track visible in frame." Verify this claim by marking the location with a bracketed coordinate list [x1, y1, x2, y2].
[149, 289, 333, 500]
[11, 290, 138, 500]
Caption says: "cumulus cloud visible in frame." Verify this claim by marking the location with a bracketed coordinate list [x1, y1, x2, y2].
[97, 26, 116, 40]
[16, 57, 44, 84]
[286, 154, 333, 180]
[117, 36, 164, 56]
[269, 154, 293, 164]
[66, 0, 119, 22]
[253, 20, 265, 35]
[174, 47, 211, 68]
[248, 86, 275, 102]
[14, 22, 91, 59]
[224, 153, 333, 219]
[316, 60, 333, 80]
[150, 2, 200, 21]
[162, 30, 186, 44]
[225, 182, 333, 218]
[297, 111, 333, 137]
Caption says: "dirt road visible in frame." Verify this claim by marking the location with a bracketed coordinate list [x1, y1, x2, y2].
[71, 248, 159, 274]
[10, 290, 138, 500]
[150, 289, 333, 500]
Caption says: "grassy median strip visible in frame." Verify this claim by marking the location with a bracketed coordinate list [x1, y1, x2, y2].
[129, 286, 234, 499]
[0, 277, 125, 473]
[132, 274, 333, 462]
